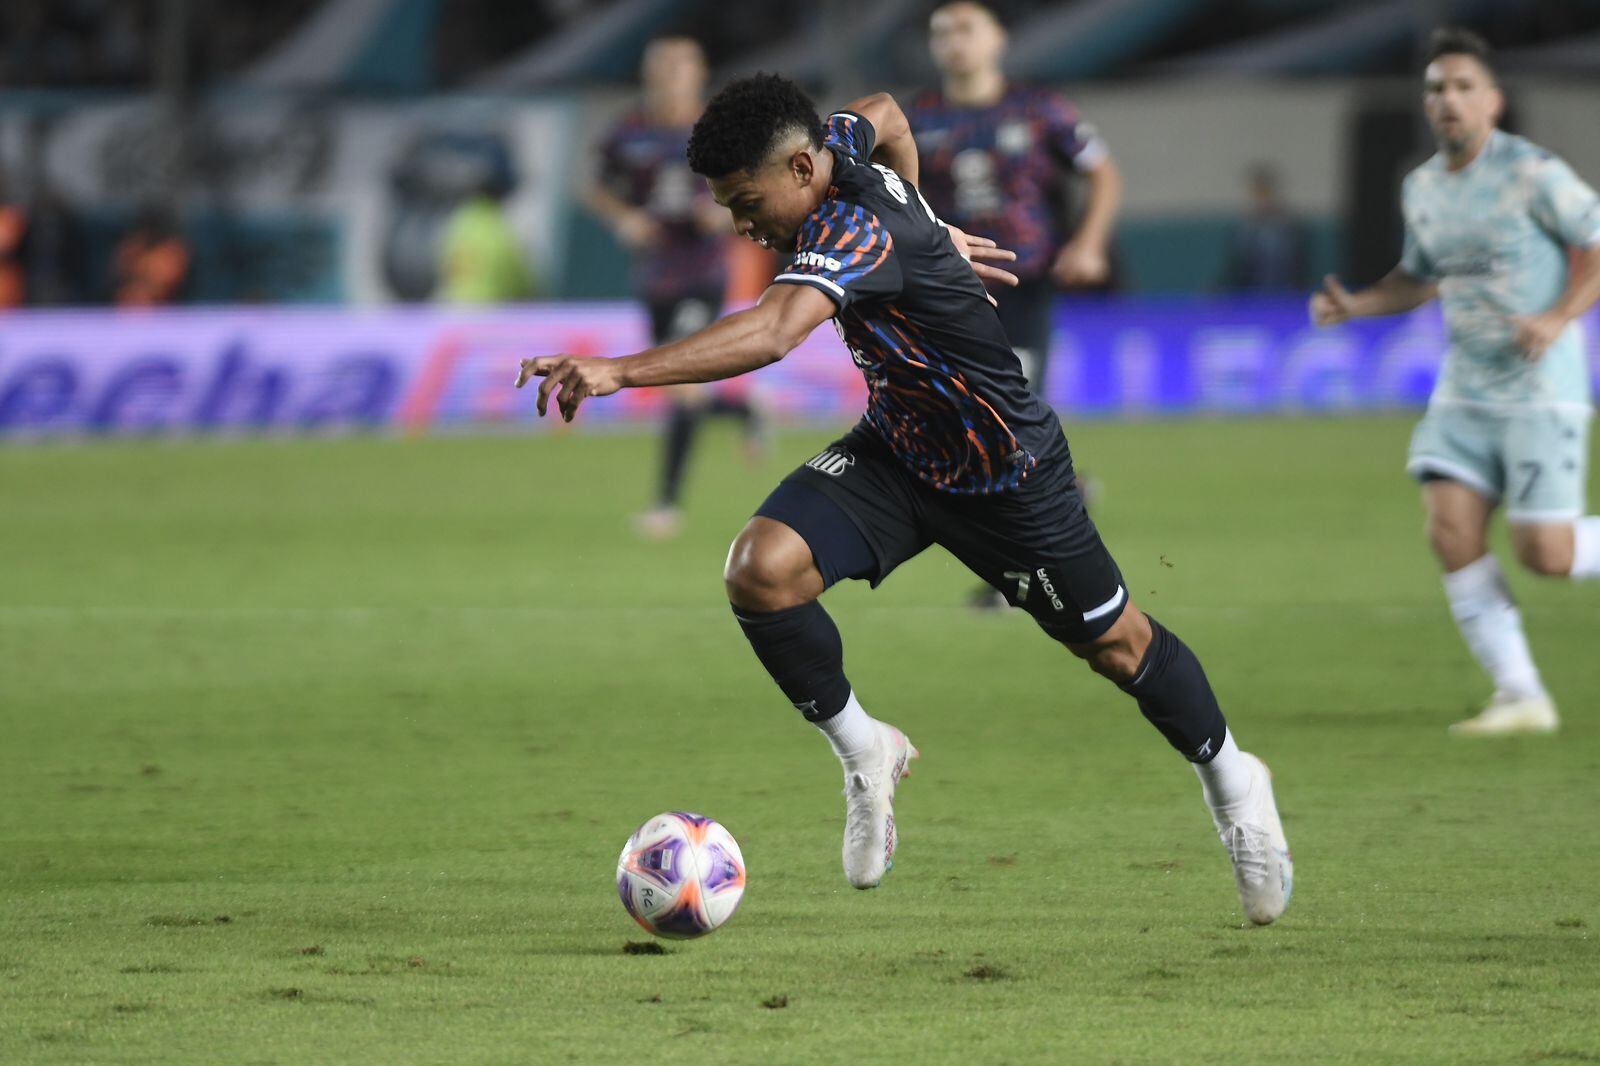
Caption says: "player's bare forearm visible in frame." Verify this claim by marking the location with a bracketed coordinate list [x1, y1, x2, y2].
[1510, 243, 1600, 358]
[584, 187, 637, 229]
[1551, 242, 1600, 324]
[1352, 268, 1438, 316]
[1314, 266, 1437, 327]
[515, 284, 834, 421]
[617, 292, 819, 388]
[846, 92, 919, 187]
[1071, 155, 1123, 252]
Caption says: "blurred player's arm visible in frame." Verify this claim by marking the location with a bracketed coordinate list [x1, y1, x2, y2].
[515, 283, 835, 421]
[584, 186, 661, 250]
[1053, 153, 1123, 288]
[1514, 161, 1600, 357]
[1511, 242, 1600, 358]
[1309, 268, 1437, 327]
[842, 92, 919, 186]
[1041, 99, 1122, 288]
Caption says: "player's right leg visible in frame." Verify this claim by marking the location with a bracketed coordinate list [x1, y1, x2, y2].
[1409, 408, 1556, 735]
[725, 433, 930, 888]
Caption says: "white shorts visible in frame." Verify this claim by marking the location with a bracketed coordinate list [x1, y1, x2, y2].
[1407, 404, 1592, 522]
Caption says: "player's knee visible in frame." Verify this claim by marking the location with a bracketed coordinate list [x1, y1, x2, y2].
[1426, 513, 1484, 568]
[1063, 607, 1150, 685]
[723, 525, 815, 611]
[1081, 641, 1143, 683]
[1512, 532, 1573, 577]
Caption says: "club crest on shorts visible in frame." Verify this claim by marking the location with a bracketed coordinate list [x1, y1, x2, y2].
[806, 448, 855, 477]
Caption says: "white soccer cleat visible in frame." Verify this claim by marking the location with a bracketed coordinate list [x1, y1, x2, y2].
[841, 723, 917, 889]
[1448, 692, 1559, 737]
[1213, 753, 1293, 926]
[633, 506, 683, 541]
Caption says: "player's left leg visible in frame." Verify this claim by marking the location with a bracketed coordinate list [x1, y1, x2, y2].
[1505, 407, 1600, 580]
[932, 458, 1291, 924]
[1059, 602, 1291, 925]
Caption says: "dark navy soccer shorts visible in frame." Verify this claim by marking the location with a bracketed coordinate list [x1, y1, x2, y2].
[754, 423, 1129, 645]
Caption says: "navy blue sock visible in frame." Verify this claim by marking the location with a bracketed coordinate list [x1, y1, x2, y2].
[732, 600, 852, 722]
[1119, 617, 1228, 763]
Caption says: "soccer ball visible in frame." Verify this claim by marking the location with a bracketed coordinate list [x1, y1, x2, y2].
[616, 811, 746, 939]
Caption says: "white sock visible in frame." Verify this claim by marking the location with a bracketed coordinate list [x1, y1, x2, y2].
[1193, 730, 1253, 816]
[815, 691, 878, 764]
[1569, 516, 1600, 579]
[1442, 554, 1546, 699]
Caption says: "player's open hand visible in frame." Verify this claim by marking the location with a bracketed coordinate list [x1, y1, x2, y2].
[1309, 274, 1357, 327]
[1510, 311, 1566, 361]
[515, 355, 624, 422]
[944, 224, 1018, 306]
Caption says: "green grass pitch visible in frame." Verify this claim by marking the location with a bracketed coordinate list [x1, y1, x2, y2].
[2, 416, 1597, 1063]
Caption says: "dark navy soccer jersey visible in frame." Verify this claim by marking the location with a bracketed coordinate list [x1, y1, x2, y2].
[597, 110, 728, 302]
[905, 86, 1107, 280]
[772, 111, 1068, 496]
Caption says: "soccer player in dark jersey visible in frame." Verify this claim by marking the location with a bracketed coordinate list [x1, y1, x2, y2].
[586, 36, 764, 539]
[521, 76, 1292, 924]
[907, 0, 1122, 396]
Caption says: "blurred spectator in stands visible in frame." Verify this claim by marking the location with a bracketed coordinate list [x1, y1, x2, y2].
[437, 162, 535, 304]
[114, 204, 191, 306]
[1221, 164, 1307, 293]
[0, 165, 28, 309]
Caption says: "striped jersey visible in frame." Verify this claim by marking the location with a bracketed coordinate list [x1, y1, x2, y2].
[772, 111, 1068, 494]
[906, 85, 1107, 281]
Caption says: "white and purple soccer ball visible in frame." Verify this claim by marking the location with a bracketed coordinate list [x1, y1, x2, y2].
[616, 811, 746, 939]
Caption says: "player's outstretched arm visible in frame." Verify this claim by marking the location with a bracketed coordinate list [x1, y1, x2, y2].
[515, 283, 836, 422]
[1309, 268, 1437, 327]
[843, 92, 919, 187]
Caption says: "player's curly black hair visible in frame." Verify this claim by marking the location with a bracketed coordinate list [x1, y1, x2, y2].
[687, 74, 825, 179]
[1425, 27, 1493, 71]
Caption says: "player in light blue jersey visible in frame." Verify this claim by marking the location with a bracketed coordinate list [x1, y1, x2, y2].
[1311, 29, 1600, 736]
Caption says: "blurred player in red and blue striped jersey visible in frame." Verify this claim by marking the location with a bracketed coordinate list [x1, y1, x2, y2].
[908, 0, 1123, 397]
[909, 1, 1121, 606]
[585, 36, 766, 539]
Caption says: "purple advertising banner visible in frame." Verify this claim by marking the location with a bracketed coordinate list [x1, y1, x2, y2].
[1, 299, 1596, 439]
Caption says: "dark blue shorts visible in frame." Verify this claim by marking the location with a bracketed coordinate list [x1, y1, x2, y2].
[754, 423, 1128, 645]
